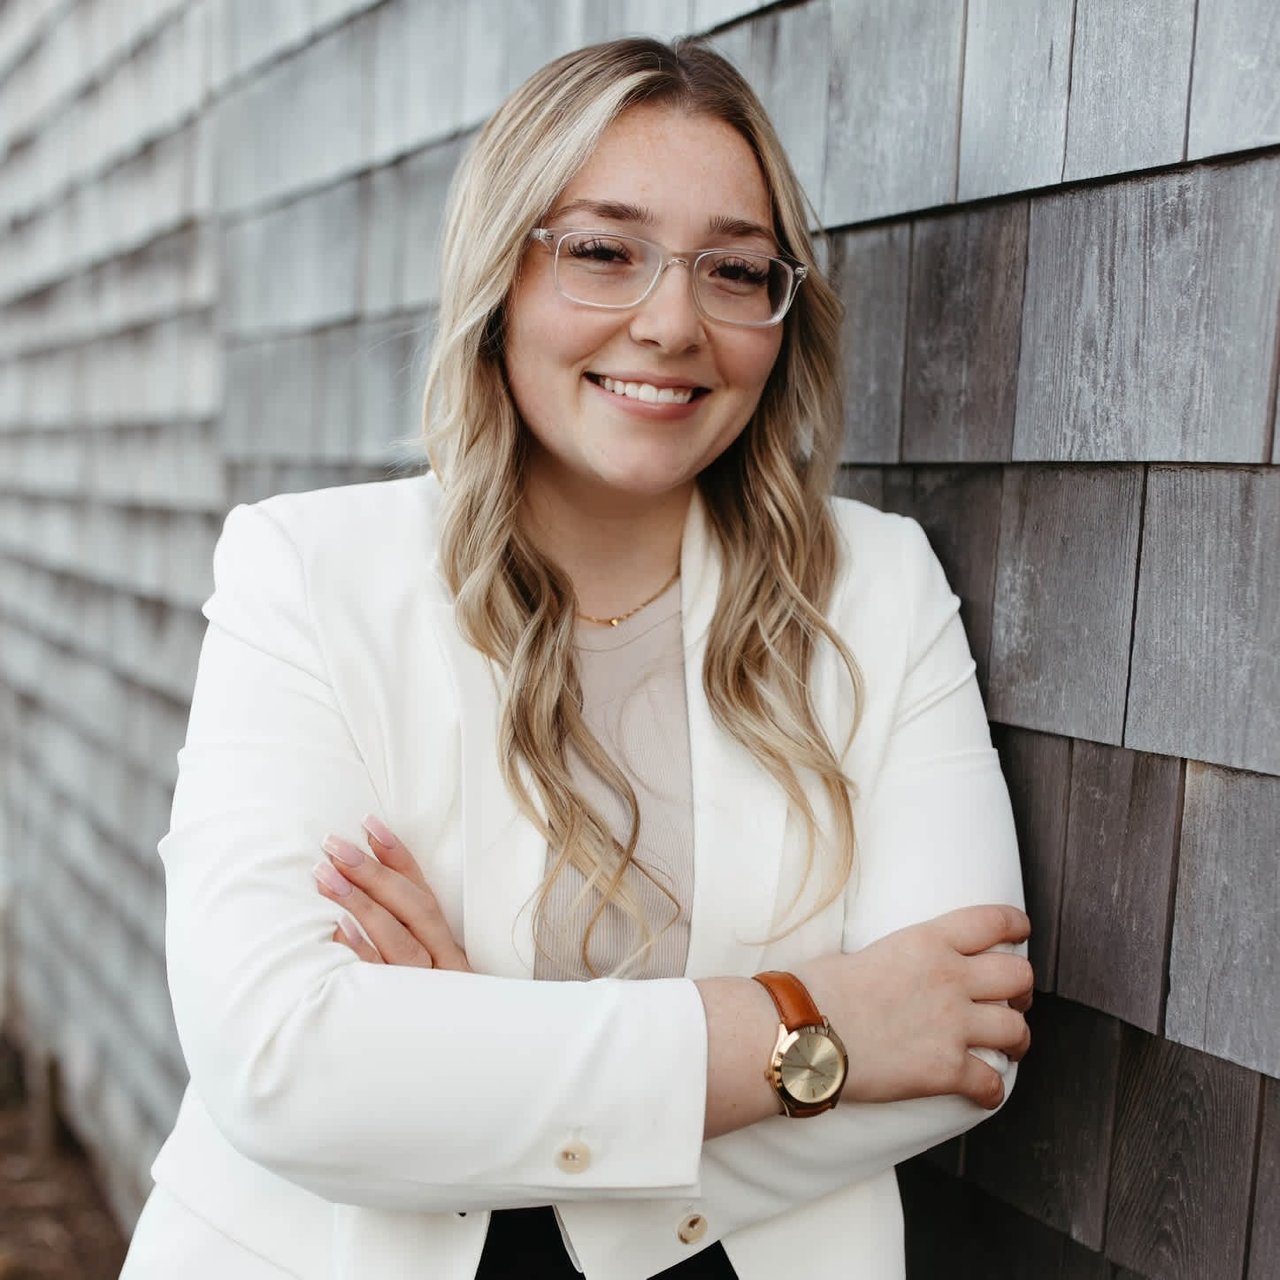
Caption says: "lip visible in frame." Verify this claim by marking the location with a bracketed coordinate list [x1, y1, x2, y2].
[587, 370, 710, 391]
[583, 372, 708, 420]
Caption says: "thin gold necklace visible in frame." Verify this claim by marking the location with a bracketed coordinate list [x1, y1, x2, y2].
[576, 565, 681, 628]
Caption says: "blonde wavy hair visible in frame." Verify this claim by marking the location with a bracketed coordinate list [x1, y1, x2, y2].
[422, 37, 863, 973]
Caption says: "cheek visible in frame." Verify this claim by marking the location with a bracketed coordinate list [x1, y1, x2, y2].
[506, 294, 617, 396]
[504, 300, 568, 424]
[722, 332, 784, 404]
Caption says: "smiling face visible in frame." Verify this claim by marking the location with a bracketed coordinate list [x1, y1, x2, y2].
[503, 104, 785, 516]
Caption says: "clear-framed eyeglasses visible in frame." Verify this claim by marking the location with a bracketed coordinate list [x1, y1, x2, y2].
[527, 228, 808, 328]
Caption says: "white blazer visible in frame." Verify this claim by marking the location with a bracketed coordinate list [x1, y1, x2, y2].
[125, 472, 1024, 1280]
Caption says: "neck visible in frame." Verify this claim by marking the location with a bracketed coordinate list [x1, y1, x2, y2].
[520, 468, 691, 621]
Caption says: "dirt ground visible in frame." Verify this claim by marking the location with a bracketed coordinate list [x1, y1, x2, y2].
[0, 1041, 127, 1280]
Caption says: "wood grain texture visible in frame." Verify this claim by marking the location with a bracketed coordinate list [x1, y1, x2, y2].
[313, 324, 361, 461]
[990, 726, 1070, 990]
[1106, 1028, 1260, 1279]
[220, 340, 263, 462]
[401, 138, 463, 310]
[1250, 1075, 1280, 1280]
[581, 0, 692, 43]
[1014, 158, 1280, 462]
[262, 333, 318, 460]
[702, 5, 830, 206]
[692, 0, 761, 29]
[823, 0, 964, 225]
[403, 0, 467, 147]
[1126, 468, 1280, 775]
[1187, 0, 1280, 158]
[360, 163, 405, 315]
[957, 0, 1073, 202]
[903, 202, 1027, 463]
[966, 995, 1120, 1249]
[352, 316, 423, 463]
[1056, 743, 1181, 1034]
[370, 0, 410, 162]
[1274, 367, 1279, 465]
[831, 223, 909, 464]
[901, 1152, 1113, 1278]
[987, 466, 1142, 744]
[1165, 763, 1280, 1078]
[832, 466, 884, 508]
[492, 0, 590, 112]
[880, 466, 1003, 691]
[703, 13, 753, 72]
[733, 2, 831, 210]
[1063, 0, 1196, 182]
[897, 1161, 997, 1278]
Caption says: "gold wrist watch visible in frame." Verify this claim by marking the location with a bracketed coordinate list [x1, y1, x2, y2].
[752, 970, 848, 1118]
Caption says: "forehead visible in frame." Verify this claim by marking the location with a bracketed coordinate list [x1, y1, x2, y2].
[555, 105, 774, 234]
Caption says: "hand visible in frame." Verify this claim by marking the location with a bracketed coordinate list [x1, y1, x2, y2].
[795, 904, 1033, 1111]
[312, 816, 472, 971]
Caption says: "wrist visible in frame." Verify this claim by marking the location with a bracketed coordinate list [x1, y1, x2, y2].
[695, 976, 780, 1139]
[753, 970, 849, 1117]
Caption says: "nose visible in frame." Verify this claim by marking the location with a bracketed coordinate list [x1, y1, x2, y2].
[627, 258, 706, 352]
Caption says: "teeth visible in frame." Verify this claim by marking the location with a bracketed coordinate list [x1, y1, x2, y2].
[597, 375, 695, 405]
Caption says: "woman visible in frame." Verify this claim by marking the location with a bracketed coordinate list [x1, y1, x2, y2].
[121, 36, 1030, 1280]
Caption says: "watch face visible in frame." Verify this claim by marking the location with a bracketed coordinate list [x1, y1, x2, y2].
[779, 1028, 845, 1105]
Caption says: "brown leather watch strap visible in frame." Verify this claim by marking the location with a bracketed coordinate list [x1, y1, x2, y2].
[752, 970, 824, 1031]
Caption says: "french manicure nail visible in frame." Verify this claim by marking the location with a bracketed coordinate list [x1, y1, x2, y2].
[336, 912, 364, 945]
[362, 814, 395, 847]
[323, 835, 365, 867]
[312, 860, 352, 896]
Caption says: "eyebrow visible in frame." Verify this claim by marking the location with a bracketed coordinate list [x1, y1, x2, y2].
[549, 199, 778, 248]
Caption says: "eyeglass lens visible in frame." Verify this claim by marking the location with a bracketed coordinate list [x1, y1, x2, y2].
[553, 232, 793, 325]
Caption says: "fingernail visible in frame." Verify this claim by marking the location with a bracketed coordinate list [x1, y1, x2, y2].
[361, 814, 395, 847]
[336, 912, 364, 945]
[323, 835, 365, 867]
[312, 860, 352, 896]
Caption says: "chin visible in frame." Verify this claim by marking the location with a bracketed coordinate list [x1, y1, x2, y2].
[591, 440, 732, 497]
[593, 471, 697, 502]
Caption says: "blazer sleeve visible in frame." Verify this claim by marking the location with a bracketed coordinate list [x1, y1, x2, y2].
[561, 514, 1026, 1271]
[161, 501, 709, 1211]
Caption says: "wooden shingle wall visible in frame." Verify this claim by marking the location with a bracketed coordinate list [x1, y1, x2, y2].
[0, 2, 1274, 1271]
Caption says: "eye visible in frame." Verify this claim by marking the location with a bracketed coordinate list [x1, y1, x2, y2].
[565, 235, 634, 265]
[706, 254, 771, 289]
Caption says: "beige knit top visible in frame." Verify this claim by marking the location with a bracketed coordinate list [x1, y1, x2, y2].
[532, 577, 694, 982]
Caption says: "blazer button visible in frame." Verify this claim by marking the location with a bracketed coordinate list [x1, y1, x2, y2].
[676, 1213, 707, 1245]
[556, 1140, 591, 1173]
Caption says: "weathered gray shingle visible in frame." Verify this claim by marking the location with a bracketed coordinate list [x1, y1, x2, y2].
[1166, 762, 1280, 1077]
[1014, 158, 1280, 463]
[988, 465, 1142, 742]
[1063, 0, 1196, 181]
[1187, 0, 1280, 159]
[956, 0, 1073, 201]
[966, 995, 1121, 1249]
[832, 223, 908, 464]
[1127, 467, 1280, 774]
[1106, 1029, 1260, 1280]
[1057, 743, 1181, 1033]
[822, 0, 964, 225]
[903, 202, 1027, 463]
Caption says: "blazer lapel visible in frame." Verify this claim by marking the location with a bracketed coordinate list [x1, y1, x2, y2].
[679, 491, 789, 979]
[432, 485, 790, 984]
[432, 610, 548, 979]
